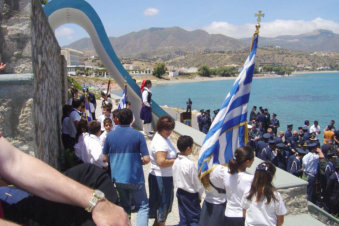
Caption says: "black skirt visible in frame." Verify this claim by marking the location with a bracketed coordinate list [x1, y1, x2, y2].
[199, 200, 226, 226]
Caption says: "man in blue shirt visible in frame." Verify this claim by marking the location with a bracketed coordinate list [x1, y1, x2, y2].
[103, 109, 150, 226]
[302, 143, 324, 203]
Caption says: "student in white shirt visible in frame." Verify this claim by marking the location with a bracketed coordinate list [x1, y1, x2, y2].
[74, 119, 89, 163]
[241, 161, 287, 226]
[100, 118, 113, 147]
[173, 136, 203, 226]
[98, 103, 113, 131]
[84, 121, 108, 168]
[224, 146, 255, 225]
[199, 164, 227, 226]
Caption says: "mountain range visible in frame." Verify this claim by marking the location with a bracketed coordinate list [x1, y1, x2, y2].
[64, 27, 339, 60]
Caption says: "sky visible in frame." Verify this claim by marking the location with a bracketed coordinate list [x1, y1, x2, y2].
[54, 0, 339, 46]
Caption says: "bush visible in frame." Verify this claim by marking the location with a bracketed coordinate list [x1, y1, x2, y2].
[198, 65, 211, 77]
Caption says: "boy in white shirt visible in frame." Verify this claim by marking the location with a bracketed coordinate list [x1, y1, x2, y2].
[100, 118, 113, 147]
[173, 135, 203, 226]
[84, 121, 108, 168]
[98, 103, 113, 132]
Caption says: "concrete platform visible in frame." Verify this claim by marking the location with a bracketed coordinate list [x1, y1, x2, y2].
[284, 214, 326, 226]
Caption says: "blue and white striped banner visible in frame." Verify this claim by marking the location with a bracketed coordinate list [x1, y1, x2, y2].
[84, 100, 92, 121]
[118, 86, 127, 110]
[198, 34, 259, 178]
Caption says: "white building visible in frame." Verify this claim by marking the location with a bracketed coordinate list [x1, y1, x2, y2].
[61, 48, 85, 66]
[169, 71, 179, 77]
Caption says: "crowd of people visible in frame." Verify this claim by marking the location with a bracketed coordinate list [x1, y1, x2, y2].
[57, 86, 292, 226]
[0, 66, 336, 225]
[247, 105, 339, 215]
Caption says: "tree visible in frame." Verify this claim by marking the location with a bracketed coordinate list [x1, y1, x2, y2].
[198, 65, 211, 77]
[217, 66, 237, 77]
[153, 62, 167, 78]
[40, 0, 48, 5]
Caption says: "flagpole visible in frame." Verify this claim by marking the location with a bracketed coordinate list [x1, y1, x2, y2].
[124, 83, 127, 103]
[84, 90, 89, 123]
[106, 79, 111, 99]
[198, 11, 263, 182]
[250, 10, 264, 52]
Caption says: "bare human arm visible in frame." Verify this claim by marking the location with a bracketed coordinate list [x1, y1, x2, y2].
[242, 209, 246, 218]
[142, 155, 150, 165]
[155, 151, 175, 168]
[277, 215, 284, 226]
[316, 147, 324, 159]
[0, 136, 130, 226]
[0, 62, 6, 71]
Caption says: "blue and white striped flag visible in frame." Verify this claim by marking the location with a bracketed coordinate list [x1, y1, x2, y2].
[118, 86, 127, 110]
[84, 100, 92, 121]
[198, 34, 259, 178]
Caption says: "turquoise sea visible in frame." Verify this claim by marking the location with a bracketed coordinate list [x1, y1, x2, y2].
[152, 72, 339, 134]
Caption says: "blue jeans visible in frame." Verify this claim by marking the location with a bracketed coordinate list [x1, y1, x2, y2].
[116, 183, 149, 226]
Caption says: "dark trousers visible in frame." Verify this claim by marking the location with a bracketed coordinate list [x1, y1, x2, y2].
[3, 164, 117, 226]
[177, 188, 201, 226]
[306, 174, 316, 203]
[224, 216, 245, 226]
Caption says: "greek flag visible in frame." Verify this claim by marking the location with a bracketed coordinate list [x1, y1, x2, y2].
[84, 100, 92, 121]
[118, 86, 127, 110]
[198, 34, 259, 178]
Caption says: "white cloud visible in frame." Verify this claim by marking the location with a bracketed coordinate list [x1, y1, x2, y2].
[203, 18, 339, 38]
[55, 27, 75, 40]
[144, 8, 159, 16]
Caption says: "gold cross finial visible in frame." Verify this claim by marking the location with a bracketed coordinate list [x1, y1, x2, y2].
[255, 10, 264, 24]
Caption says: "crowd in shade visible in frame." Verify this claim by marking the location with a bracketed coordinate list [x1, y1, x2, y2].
[247, 105, 339, 215]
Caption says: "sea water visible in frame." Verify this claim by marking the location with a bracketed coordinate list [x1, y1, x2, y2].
[152, 72, 339, 135]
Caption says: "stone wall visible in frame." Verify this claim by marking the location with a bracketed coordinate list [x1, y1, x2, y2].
[31, 0, 66, 166]
[0, 0, 33, 73]
[0, 74, 35, 154]
[0, 0, 67, 167]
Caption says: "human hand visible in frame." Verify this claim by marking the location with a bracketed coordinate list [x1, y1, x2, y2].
[92, 199, 131, 226]
[0, 62, 6, 71]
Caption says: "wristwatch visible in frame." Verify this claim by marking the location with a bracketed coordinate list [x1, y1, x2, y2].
[85, 189, 105, 212]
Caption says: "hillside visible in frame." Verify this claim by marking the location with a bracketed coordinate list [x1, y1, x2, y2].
[65, 27, 339, 61]
[65, 27, 246, 60]
[241, 29, 339, 52]
[167, 46, 339, 70]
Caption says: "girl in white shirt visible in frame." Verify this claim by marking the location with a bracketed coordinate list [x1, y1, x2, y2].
[140, 80, 153, 137]
[84, 121, 108, 168]
[224, 146, 255, 226]
[241, 161, 287, 226]
[199, 164, 227, 226]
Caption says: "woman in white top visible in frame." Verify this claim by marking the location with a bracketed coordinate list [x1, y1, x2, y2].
[199, 164, 227, 226]
[224, 146, 255, 225]
[148, 116, 177, 226]
[241, 161, 287, 226]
